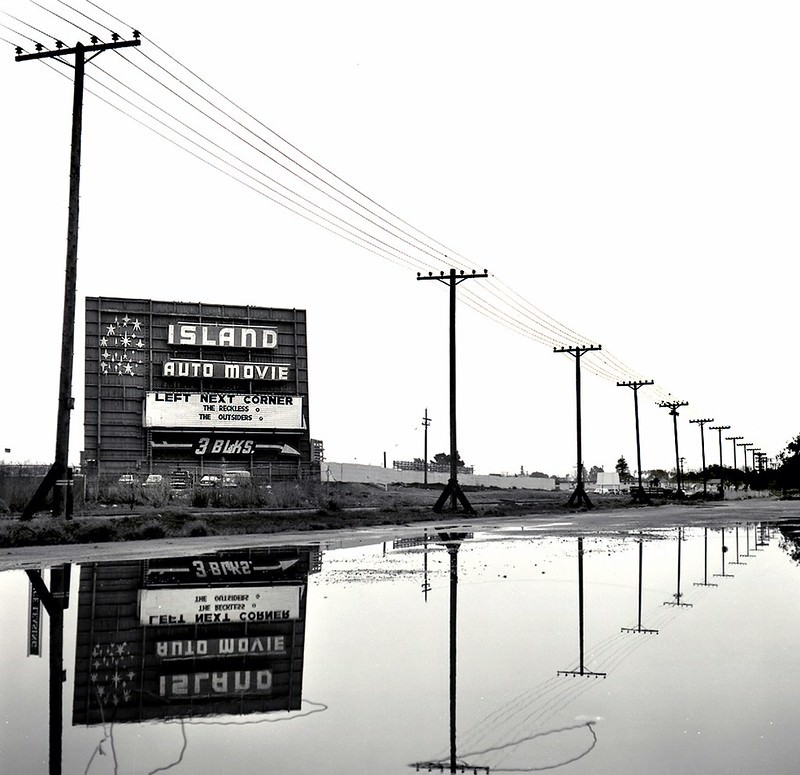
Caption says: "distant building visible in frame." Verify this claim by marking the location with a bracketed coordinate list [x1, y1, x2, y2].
[594, 471, 622, 494]
[393, 459, 474, 475]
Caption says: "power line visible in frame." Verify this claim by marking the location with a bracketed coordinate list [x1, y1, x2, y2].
[9, 2, 765, 454]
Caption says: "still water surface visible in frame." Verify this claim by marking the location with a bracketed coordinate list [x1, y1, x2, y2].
[1, 521, 798, 774]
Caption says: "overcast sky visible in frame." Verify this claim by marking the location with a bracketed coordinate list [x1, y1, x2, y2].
[1, 0, 797, 477]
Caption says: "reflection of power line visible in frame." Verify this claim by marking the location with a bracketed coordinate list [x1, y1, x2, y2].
[86, 701, 328, 775]
[427, 720, 599, 773]
[693, 528, 718, 588]
[664, 528, 693, 607]
[168, 699, 329, 725]
[558, 538, 606, 678]
[621, 534, 659, 635]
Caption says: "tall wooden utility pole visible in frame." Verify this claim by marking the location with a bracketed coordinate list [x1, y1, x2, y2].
[422, 408, 431, 485]
[727, 435, 744, 473]
[617, 379, 654, 502]
[418, 269, 488, 513]
[657, 400, 688, 496]
[737, 441, 751, 474]
[555, 345, 601, 509]
[709, 425, 730, 493]
[16, 33, 141, 519]
[689, 418, 714, 495]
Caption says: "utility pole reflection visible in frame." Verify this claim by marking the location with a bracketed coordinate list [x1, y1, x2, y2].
[622, 533, 659, 635]
[730, 525, 747, 566]
[693, 528, 718, 588]
[713, 528, 735, 579]
[422, 530, 431, 601]
[26, 564, 71, 775]
[559, 537, 606, 677]
[664, 528, 692, 607]
[441, 531, 469, 773]
[411, 531, 489, 773]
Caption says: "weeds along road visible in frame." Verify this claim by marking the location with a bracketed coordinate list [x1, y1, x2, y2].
[0, 496, 791, 572]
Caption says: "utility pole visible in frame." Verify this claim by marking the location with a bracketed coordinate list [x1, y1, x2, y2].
[554, 345, 602, 509]
[727, 435, 744, 471]
[727, 435, 744, 490]
[741, 442, 754, 475]
[418, 269, 488, 513]
[16, 33, 142, 520]
[422, 408, 431, 485]
[709, 425, 730, 494]
[657, 400, 689, 496]
[689, 418, 714, 496]
[616, 379, 654, 503]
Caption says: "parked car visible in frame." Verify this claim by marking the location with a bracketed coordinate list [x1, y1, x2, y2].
[170, 469, 191, 491]
[222, 470, 251, 488]
[118, 473, 136, 485]
[143, 474, 163, 487]
[199, 475, 221, 488]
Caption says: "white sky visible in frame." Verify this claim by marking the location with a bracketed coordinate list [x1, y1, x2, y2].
[1, 0, 798, 477]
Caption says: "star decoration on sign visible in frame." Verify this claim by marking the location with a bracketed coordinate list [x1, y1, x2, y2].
[90, 641, 135, 707]
[100, 315, 147, 378]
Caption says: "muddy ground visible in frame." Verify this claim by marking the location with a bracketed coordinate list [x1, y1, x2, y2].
[1, 484, 795, 570]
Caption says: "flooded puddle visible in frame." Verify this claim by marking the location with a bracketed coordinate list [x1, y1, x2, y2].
[1, 521, 798, 773]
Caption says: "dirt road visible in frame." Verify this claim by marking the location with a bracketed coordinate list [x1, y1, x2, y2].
[1, 495, 793, 571]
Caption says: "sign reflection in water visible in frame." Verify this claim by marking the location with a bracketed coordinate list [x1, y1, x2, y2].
[73, 546, 320, 726]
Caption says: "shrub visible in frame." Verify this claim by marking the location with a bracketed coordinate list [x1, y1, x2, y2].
[131, 520, 166, 540]
[183, 520, 210, 537]
[70, 521, 116, 543]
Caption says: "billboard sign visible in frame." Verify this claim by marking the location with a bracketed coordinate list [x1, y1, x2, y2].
[144, 554, 303, 586]
[162, 359, 290, 381]
[168, 322, 278, 349]
[139, 585, 303, 626]
[143, 392, 304, 429]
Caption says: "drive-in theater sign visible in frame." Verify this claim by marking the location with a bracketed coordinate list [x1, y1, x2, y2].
[83, 297, 313, 479]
